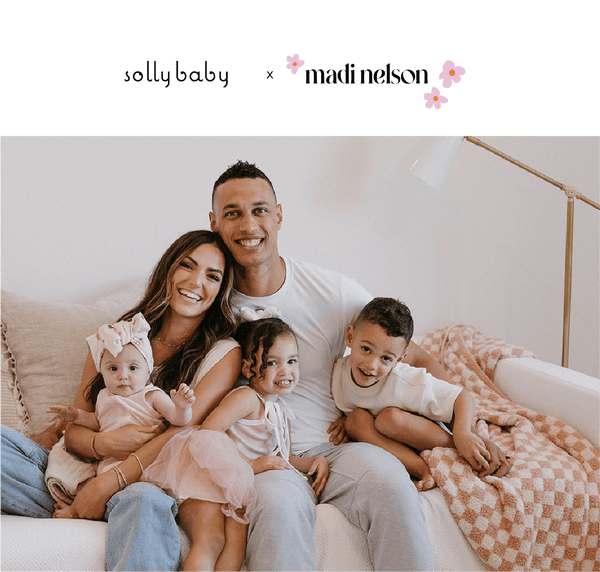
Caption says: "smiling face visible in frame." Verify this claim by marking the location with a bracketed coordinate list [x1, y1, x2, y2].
[346, 321, 408, 387]
[100, 343, 151, 397]
[243, 334, 299, 401]
[168, 242, 226, 327]
[209, 177, 282, 272]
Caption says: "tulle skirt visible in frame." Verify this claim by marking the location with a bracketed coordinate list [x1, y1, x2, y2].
[142, 428, 256, 524]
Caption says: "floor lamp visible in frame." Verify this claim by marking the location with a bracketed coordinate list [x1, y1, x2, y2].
[407, 136, 600, 368]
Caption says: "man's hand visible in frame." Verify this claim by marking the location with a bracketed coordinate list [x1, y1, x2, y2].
[307, 456, 329, 496]
[99, 424, 165, 460]
[327, 415, 349, 445]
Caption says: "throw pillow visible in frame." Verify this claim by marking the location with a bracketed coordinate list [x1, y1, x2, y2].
[1, 286, 143, 436]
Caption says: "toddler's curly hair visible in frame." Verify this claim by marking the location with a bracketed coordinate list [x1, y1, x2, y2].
[234, 317, 297, 381]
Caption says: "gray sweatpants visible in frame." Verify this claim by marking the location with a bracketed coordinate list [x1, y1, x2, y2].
[245, 441, 433, 571]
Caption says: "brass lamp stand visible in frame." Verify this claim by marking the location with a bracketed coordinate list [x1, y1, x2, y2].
[464, 137, 600, 368]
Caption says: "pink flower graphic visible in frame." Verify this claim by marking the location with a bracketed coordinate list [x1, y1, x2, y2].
[424, 87, 448, 109]
[439, 60, 465, 88]
[286, 54, 305, 75]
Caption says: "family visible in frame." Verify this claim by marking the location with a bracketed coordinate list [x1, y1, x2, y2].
[1, 161, 512, 571]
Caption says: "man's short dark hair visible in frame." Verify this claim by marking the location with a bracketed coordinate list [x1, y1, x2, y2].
[355, 297, 414, 345]
[212, 160, 276, 208]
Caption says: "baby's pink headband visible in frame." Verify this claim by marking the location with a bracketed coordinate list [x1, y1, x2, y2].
[86, 313, 154, 372]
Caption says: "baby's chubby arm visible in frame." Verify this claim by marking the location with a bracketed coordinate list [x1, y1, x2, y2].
[148, 384, 196, 426]
[47, 404, 100, 432]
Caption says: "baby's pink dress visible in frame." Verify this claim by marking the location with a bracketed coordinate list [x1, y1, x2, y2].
[142, 387, 294, 524]
[96, 385, 165, 474]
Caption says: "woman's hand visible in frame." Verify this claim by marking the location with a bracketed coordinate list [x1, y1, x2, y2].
[327, 415, 349, 445]
[97, 424, 165, 460]
[59, 470, 119, 521]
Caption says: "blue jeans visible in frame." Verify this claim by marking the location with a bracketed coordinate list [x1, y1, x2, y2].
[1, 425, 55, 517]
[105, 482, 180, 571]
[1, 425, 181, 571]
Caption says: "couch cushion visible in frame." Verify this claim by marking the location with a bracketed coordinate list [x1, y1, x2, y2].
[1, 287, 143, 437]
[0, 515, 108, 571]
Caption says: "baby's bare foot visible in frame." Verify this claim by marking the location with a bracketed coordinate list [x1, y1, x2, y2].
[53, 504, 75, 519]
[416, 470, 436, 492]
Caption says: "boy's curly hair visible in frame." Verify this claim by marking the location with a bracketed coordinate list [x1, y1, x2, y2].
[355, 297, 414, 344]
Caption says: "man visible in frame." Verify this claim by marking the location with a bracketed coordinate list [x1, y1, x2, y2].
[209, 160, 439, 570]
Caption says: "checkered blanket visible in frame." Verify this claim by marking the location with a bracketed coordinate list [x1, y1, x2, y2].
[419, 324, 599, 571]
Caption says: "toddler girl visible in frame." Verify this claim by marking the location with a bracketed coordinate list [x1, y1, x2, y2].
[48, 312, 195, 480]
[142, 314, 329, 572]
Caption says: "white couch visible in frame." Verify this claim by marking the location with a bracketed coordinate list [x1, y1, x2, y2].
[1, 288, 599, 571]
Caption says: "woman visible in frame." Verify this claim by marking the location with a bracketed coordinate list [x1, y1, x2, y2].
[1, 230, 242, 571]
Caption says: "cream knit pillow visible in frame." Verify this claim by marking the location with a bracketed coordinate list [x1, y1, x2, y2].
[1, 287, 143, 437]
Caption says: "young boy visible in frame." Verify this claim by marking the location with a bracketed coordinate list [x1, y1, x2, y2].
[331, 297, 503, 491]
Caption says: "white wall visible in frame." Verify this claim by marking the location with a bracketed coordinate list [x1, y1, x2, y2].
[2, 137, 598, 377]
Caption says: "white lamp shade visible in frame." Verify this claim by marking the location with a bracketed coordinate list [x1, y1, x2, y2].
[407, 136, 463, 190]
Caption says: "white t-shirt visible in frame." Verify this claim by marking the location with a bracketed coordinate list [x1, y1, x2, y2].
[331, 354, 462, 422]
[231, 257, 371, 454]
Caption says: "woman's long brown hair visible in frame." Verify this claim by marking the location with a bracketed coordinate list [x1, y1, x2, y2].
[86, 230, 236, 406]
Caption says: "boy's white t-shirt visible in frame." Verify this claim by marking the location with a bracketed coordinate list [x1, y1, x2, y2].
[331, 355, 462, 421]
[231, 257, 371, 455]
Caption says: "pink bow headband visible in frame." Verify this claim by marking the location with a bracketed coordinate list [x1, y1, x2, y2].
[238, 306, 282, 323]
[86, 313, 154, 372]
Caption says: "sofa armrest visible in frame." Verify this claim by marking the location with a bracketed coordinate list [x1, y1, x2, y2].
[493, 357, 599, 449]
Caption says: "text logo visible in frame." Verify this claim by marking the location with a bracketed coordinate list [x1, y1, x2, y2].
[122, 59, 230, 89]
[304, 63, 427, 85]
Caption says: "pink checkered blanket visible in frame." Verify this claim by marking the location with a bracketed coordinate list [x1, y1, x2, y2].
[419, 324, 599, 571]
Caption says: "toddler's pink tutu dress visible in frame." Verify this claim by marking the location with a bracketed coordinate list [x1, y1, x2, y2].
[142, 387, 295, 524]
